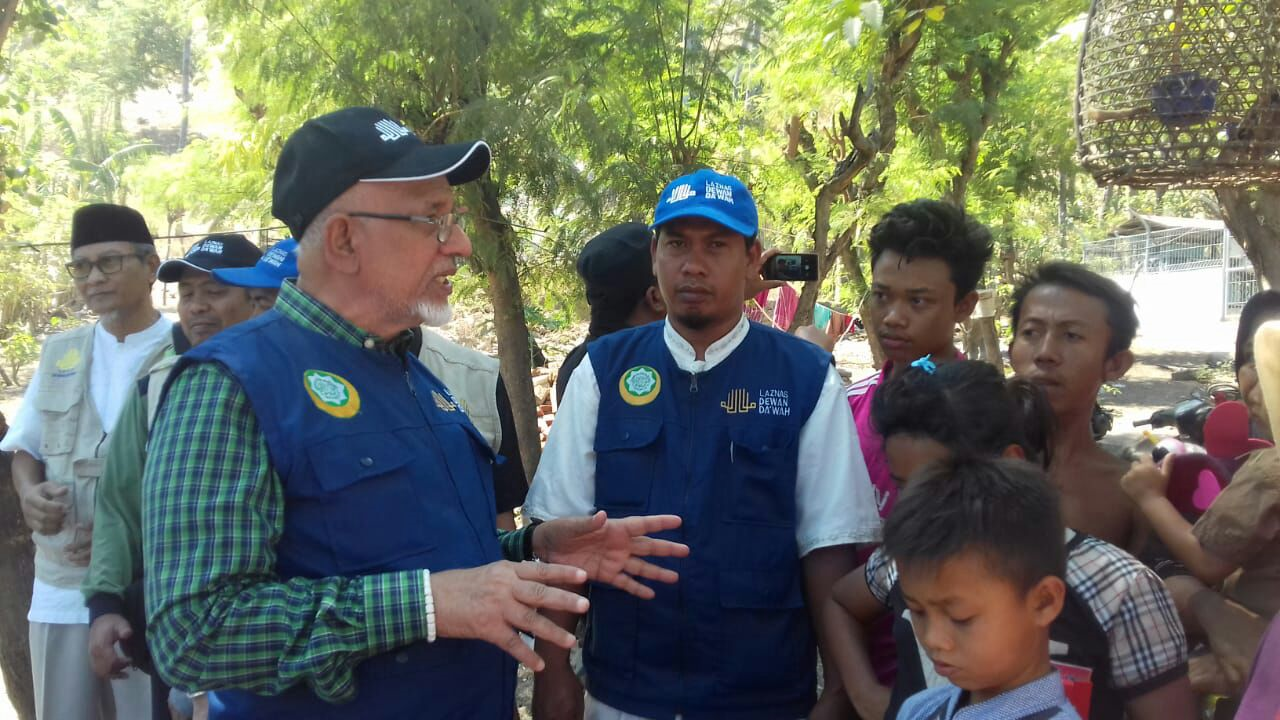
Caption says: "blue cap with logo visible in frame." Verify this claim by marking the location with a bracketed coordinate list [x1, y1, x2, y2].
[650, 168, 758, 239]
[212, 237, 299, 289]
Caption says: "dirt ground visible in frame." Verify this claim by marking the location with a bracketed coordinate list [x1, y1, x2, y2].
[0, 327, 1236, 719]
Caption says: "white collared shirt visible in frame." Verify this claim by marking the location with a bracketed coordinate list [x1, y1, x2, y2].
[526, 316, 881, 555]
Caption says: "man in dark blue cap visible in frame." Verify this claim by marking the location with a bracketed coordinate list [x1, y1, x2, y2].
[528, 169, 882, 719]
[84, 232, 263, 719]
[141, 107, 690, 719]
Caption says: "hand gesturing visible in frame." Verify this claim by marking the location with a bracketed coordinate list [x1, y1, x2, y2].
[534, 511, 689, 598]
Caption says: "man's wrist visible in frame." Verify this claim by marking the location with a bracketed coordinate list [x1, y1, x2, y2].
[527, 519, 545, 562]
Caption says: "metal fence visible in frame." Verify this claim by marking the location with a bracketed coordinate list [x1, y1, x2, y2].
[1225, 245, 1259, 315]
[1083, 225, 1226, 275]
[1083, 221, 1261, 317]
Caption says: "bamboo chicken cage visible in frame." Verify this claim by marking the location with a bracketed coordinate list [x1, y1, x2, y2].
[1076, 0, 1280, 188]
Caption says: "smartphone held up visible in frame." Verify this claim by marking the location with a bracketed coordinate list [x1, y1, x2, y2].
[762, 253, 818, 282]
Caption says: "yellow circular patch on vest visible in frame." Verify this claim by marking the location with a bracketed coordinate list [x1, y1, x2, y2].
[619, 365, 661, 406]
[303, 369, 361, 419]
[55, 348, 82, 373]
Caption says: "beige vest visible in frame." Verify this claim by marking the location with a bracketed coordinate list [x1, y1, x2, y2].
[29, 325, 108, 588]
[30, 326, 172, 588]
[416, 329, 502, 452]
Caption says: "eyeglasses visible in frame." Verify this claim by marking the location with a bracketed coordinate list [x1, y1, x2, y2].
[345, 212, 465, 245]
[65, 252, 148, 280]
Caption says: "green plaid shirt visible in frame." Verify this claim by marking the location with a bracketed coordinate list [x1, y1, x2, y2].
[142, 281, 532, 700]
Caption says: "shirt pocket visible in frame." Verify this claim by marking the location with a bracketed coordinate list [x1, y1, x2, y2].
[723, 425, 796, 528]
[715, 566, 809, 692]
[299, 433, 431, 573]
[593, 418, 661, 513]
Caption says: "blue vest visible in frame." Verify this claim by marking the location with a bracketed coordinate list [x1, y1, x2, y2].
[170, 309, 515, 720]
[584, 321, 829, 720]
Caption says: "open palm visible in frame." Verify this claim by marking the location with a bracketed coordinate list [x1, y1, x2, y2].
[538, 511, 689, 598]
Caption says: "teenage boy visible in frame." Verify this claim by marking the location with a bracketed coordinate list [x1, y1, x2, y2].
[888, 457, 1078, 719]
[1009, 262, 1142, 550]
[848, 199, 993, 518]
[527, 168, 880, 719]
[842, 199, 993, 689]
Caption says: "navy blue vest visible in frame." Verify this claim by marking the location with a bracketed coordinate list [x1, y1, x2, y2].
[583, 321, 829, 720]
[170, 309, 515, 719]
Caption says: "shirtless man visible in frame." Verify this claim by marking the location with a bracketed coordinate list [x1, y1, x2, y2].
[1009, 262, 1143, 550]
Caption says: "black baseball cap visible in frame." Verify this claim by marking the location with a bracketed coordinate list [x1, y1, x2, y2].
[272, 107, 491, 238]
[158, 233, 263, 282]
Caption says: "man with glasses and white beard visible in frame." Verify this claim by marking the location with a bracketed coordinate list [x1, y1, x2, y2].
[142, 107, 690, 719]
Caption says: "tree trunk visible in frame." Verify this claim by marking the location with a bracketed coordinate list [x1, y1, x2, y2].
[0, 0, 21, 58]
[1217, 187, 1280, 289]
[794, 184, 845, 330]
[859, 294, 887, 370]
[838, 238, 868, 302]
[0, 411, 36, 720]
[475, 179, 543, 482]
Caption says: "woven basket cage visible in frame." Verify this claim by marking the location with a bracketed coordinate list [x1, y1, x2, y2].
[1076, 0, 1280, 189]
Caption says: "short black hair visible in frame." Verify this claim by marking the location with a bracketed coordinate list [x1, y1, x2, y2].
[1235, 290, 1280, 373]
[872, 360, 1054, 468]
[883, 457, 1066, 593]
[577, 223, 657, 338]
[1009, 262, 1139, 358]
[867, 199, 994, 299]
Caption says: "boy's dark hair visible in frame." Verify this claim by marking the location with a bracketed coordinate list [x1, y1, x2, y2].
[883, 457, 1066, 592]
[872, 360, 1054, 468]
[1009, 262, 1139, 358]
[1235, 290, 1280, 373]
[867, 199, 994, 300]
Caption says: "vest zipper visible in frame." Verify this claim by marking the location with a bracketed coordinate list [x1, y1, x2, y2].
[689, 371, 699, 393]
[403, 360, 430, 426]
[403, 365, 417, 397]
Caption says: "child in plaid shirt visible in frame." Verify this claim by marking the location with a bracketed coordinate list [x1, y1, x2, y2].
[889, 457, 1079, 720]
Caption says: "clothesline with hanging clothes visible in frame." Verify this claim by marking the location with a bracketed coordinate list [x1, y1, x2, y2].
[745, 285, 859, 340]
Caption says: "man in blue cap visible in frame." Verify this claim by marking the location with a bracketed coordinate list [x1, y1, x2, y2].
[212, 237, 299, 314]
[141, 107, 689, 719]
[527, 169, 882, 719]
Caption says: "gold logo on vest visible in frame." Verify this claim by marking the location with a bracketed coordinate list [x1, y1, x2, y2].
[303, 370, 361, 419]
[619, 366, 661, 406]
[432, 390, 458, 412]
[720, 388, 757, 414]
[53, 347, 82, 377]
